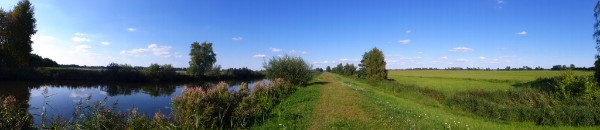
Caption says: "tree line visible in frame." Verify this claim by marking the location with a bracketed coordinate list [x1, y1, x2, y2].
[323, 47, 387, 81]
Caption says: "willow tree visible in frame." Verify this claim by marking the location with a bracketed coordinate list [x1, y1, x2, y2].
[187, 41, 217, 78]
[358, 47, 387, 81]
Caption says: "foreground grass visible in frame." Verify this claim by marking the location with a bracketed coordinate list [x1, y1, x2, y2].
[252, 75, 323, 129]
[257, 72, 597, 129]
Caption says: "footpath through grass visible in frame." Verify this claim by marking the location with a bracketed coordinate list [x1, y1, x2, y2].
[254, 72, 596, 129]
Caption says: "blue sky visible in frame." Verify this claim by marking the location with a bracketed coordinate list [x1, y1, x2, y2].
[1, 0, 596, 70]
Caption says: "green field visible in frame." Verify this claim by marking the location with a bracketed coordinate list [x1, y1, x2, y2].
[388, 70, 593, 94]
[254, 71, 597, 129]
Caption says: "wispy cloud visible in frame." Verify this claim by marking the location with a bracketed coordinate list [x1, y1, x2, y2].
[75, 32, 87, 36]
[72, 37, 91, 42]
[232, 36, 243, 41]
[398, 39, 411, 44]
[100, 42, 110, 45]
[289, 50, 308, 55]
[127, 28, 136, 32]
[516, 31, 527, 35]
[73, 44, 97, 56]
[479, 56, 487, 60]
[449, 47, 473, 52]
[252, 54, 266, 58]
[269, 48, 282, 52]
[120, 44, 172, 57]
[456, 58, 469, 62]
[497, 0, 505, 4]
[440, 56, 448, 59]
[405, 30, 412, 34]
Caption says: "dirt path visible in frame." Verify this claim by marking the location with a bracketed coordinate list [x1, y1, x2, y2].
[308, 73, 371, 129]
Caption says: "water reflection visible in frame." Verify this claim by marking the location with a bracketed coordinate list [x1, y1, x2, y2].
[0, 79, 268, 124]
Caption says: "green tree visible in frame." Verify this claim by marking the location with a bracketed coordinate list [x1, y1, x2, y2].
[325, 66, 331, 72]
[187, 41, 216, 78]
[331, 63, 342, 74]
[29, 53, 57, 67]
[358, 47, 387, 81]
[570, 64, 576, 69]
[3, 0, 37, 67]
[263, 55, 313, 85]
[595, 0, 600, 82]
[343, 63, 356, 76]
[0, 9, 7, 67]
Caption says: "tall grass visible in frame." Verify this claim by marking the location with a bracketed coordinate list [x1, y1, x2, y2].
[0, 96, 33, 130]
[172, 78, 294, 129]
[447, 71, 600, 126]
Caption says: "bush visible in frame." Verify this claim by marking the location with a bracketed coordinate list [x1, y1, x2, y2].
[263, 55, 313, 85]
[522, 71, 600, 100]
[0, 96, 33, 129]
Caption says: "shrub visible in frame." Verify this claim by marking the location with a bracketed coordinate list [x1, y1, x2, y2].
[263, 55, 313, 85]
[0, 96, 33, 129]
[522, 71, 600, 100]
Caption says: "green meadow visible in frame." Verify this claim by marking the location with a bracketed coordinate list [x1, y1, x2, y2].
[388, 70, 593, 94]
[256, 71, 599, 129]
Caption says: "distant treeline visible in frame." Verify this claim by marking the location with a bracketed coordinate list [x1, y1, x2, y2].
[0, 63, 264, 82]
[399, 64, 593, 71]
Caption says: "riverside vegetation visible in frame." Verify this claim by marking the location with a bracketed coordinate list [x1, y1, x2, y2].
[1, 55, 314, 129]
[3, 0, 600, 129]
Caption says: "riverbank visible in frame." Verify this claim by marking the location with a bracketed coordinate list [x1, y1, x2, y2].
[0, 67, 264, 83]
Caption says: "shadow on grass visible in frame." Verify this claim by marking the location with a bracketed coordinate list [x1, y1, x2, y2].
[511, 77, 555, 92]
[306, 81, 329, 86]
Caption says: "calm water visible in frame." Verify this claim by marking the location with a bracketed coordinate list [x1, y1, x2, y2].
[0, 79, 268, 124]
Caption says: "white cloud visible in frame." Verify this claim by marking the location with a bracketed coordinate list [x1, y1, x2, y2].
[72, 37, 91, 42]
[405, 30, 412, 34]
[127, 28, 136, 32]
[252, 54, 266, 58]
[339, 58, 349, 61]
[75, 32, 87, 36]
[269, 48, 282, 52]
[417, 51, 423, 54]
[456, 58, 469, 62]
[73, 44, 98, 56]
[398, 39, 411, 44]
[440, 56, 448, 59]
[232, 36, 243, 41]
[289, 50, 308, 55]
[497, 0, 505, 4]
[449, 47, 473, 52]
[312, 60, 331, 64]
[516, 31, 527, 35]
[120, 43, 172, 57]
[100, 42, 110, 45]
[479, 56, 486, 60]
[31, 35, 129, 66]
